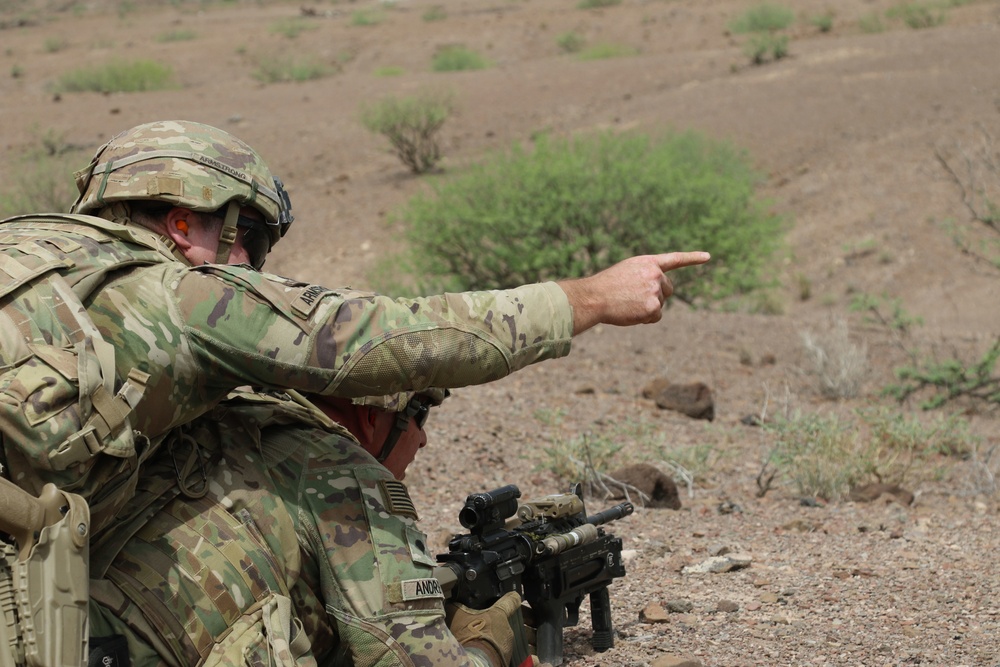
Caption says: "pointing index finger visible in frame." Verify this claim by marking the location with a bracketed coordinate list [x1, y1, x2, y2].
[656, 251, 711, 273]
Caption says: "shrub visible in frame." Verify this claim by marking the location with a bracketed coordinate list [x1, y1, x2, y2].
[351, 10, 385, 26]
[801, 318, 868, 399]
[384, 131, 784, 304]
[432, 46, 489, 72]
[556, 31, 586, 54]
[0, 129, 83, 218]
[858, 12, 886, 33]
[359, 90, 454, 173]
[43, 36, 68, 53]
[888, 338, 1000, 409]
[578, 43, 638, 60]
[156, 29, 197, 43]
[888, 3, 946, 29]
[810, 12, 834, 32]
[765, 412, 874, 501]
[253, 54, 335, 83]
[269, 18, 317, 39]
[422, 5, 446, 21]
[373, 66, 404, 77]
[577, 0, 621, 7]
[728, 4, 794, 34]
[743, 33, 789, 64]
[52, 59, 175, 93]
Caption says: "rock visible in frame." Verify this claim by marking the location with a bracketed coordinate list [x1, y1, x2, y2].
[607, 463, 681, 509]
[849, 482, 914, 506]
[650, 381, 715, 421]
[682, 553, 752, 574]
[639, 602, 670, 623]
[652, 655, 704, 667]
[665, 599, 694, 613]
[759, 592, 780, 604]
[717, 599, 740, 612]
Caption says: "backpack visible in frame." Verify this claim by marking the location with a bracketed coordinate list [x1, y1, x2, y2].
[0, 214, 175, 533]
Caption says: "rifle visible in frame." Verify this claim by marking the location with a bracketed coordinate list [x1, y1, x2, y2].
[434, 484, 633, 667]
[0, 476, 90, 667]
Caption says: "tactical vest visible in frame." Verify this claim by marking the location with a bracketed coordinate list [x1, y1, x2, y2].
[0, 213, 177, 534]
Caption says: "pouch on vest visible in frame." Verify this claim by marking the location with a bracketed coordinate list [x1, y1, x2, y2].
[0, 234, 150, 534]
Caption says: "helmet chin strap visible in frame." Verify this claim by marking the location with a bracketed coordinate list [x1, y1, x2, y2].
[214, 201, 241, 264]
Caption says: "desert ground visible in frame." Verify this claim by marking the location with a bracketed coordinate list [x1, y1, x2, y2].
[2, 0, 1000, 665]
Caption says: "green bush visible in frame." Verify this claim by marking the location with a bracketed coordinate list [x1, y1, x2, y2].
[0, 130, 83, 218]
[744, 33, 789, 64]
[359, 90, 454, 173]
[384, 131, 784, 304]
[422, 5, 447, 21]
[578, 43, 638, 60]
[809, 12, 834, 33]
[269, 18, 317, 38]
[858, 12, 886, 33]
[577, 0, 621, 8]
[351, 10, 385, 26]
[729, 4, 794, 34]
[888, 3, 946, 29]
[556, 31, 586, 54]
[53, 59, 175, 93]
[155, 28, 197, 42]
[253, 54, 334, 83]
[431, 46, 489, 72]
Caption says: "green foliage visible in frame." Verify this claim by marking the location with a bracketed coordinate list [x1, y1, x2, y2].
[888, 338, 1000, 409]
[849, 293, 923, 334]
[858, 12, 886, 32]
[52, 59, 175, 93]
[765, 408, 979, 500]
[0, 129, 83, 218]
[11, 64, 23, 79]
[253, 54, 334, 83]
[744, 33, 789, 64]
[373, 66, 404, 77]
[888, 2, 946, 28]
[422, 5, 447, 21]
[556, 31, 586, 53]
[359, 90, 454, 173]
[384, 131, 784, 304]
[810, 12, 834, 32]
[155, 28, 197, 42]
[728, 4, 794, 34]
[351, 10, 385, 26]
[269, 18, 317, 38]
[43, 36, 68, 53]
[432, 46, 489, 72]
[766, 412, 873, 500]
[578, 43, 638, 60]
[577, 0, 621, 8]
[541, 432, 624, 485]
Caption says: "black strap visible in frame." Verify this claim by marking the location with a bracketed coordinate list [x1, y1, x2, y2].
[88, 635, 131, 667]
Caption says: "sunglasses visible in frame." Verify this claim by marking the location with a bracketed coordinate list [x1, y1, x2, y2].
[377, 395, 434, 463]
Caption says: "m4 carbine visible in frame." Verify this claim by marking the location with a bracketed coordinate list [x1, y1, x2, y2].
[435, 484, 633, 667]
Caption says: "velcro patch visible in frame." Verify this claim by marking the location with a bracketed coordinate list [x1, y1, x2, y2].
[400, 578, 444, 601]
[381, 480, 418, 520]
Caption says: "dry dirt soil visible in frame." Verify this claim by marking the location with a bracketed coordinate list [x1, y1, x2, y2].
[3, 1, 1000, 665]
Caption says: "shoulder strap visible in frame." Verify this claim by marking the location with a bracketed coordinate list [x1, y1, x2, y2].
[0, 214, 177, 261]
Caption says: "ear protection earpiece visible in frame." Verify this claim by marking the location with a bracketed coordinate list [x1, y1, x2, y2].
[176, 220, 189, 235]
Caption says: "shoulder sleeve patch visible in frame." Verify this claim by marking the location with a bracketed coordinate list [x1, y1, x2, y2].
[380, 480, 419, 520]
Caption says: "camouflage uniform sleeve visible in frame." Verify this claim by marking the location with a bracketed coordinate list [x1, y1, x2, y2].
[171, 264, 574, 397]
[266, 426, 496, 667]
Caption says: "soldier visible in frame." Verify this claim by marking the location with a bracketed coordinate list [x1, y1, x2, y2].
[88, 388, 531, 667]
[0, 119, 708, 665]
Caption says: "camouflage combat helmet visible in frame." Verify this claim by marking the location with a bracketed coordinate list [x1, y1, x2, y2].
[70, 119, 293, 267]
[354, 388, 449, 463]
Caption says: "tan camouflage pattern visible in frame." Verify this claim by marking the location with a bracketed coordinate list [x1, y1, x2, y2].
[91, 393, 495, 667]
[0, 212, 572, 516]
[71, 120, 286, 244]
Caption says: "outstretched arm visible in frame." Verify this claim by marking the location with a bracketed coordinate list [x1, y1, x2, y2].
[557, 251, 711, 335]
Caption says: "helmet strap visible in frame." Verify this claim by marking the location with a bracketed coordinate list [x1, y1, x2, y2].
[214, 201, 240, 264]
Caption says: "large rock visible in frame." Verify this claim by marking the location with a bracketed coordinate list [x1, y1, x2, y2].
[607, 463, 681, 509]
[643, 379, 715, 421]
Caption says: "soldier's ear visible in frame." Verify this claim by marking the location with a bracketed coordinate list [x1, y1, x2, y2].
[165, 208, 195, 250]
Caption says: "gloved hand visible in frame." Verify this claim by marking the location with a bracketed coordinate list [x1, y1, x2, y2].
[446, 591, 522, 667]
